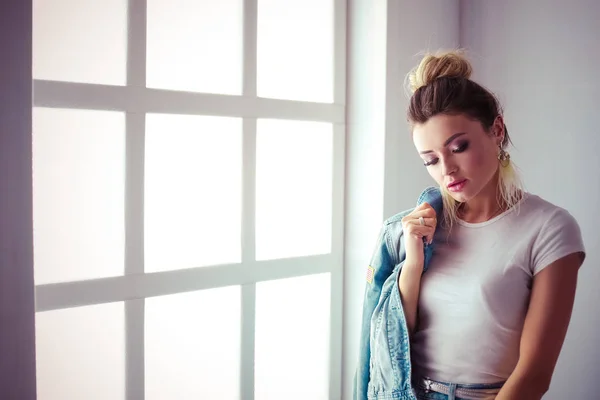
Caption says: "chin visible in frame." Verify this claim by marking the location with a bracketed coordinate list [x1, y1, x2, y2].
[442, 185, 477, 203]
[447, 192, 469, 203]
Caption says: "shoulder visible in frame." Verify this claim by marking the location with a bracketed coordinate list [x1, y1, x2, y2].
[383, 208, 414, 226]
[519, 193, 580, 229]
[521, 193, 586, 274]
[381, 186, 441, 229]
[377, 208, 414, 258]
[381, 207, 417, 240]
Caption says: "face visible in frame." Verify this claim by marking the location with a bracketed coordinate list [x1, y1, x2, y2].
[412, 113, 504, 203]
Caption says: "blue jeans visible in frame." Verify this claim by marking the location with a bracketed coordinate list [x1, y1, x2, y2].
[413, 378, 505, 400]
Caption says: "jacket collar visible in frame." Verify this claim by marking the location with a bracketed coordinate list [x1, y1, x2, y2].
[416, 186, 443, 216]
[416, 187, 444, 271]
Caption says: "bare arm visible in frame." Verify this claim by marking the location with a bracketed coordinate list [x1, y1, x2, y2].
[399, 202, 436, 335]
[399, 262, 424, 334]
[496, 252, 584, 400]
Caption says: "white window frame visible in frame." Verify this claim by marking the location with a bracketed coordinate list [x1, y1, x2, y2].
[31, 0, 347, 399]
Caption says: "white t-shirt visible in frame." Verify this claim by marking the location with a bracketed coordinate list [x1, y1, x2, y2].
[411, 192, 586, 384]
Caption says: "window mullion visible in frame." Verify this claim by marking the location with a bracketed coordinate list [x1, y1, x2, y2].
[125, 1, 147, 399]
[241, 0, 258, 397]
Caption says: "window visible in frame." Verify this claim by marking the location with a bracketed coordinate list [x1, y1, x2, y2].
[32, 0, 346, 399]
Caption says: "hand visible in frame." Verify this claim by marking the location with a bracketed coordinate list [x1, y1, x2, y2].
[401, 202, 437, 267]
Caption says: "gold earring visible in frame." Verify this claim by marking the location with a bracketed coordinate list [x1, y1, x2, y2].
[498, 148, 510, 167]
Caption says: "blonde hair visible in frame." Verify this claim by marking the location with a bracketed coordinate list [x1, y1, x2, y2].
[406, 49, 524, 228]
[407, 49, 473, 94]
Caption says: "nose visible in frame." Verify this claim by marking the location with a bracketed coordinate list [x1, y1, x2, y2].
[441, 156, 458, 176]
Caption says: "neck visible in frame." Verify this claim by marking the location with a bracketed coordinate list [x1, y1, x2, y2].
[459, 174, 505, 223]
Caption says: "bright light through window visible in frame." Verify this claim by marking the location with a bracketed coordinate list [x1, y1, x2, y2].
[35, 303, 125, 400]
[145, 287, 241, 400]
[257, 0, 334, 102]
[32, 107, 125, 285]
[256, 119, 333, 260]
[31, 0, 343, 397]
[255, 273, 331, 399]
[145, 113, 242, 272]
[32, 0, 127, 85]
[146, 0, 243, 94]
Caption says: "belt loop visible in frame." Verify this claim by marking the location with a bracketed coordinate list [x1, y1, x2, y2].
[448, 383, 457, 400]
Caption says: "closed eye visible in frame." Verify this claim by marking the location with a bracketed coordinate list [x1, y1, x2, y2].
[422, 140, 469, 167]
[424, 158, 438, 167]
[452, 141, 469, 153]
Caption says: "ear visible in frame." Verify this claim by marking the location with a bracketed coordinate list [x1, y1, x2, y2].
[492, 115, 505, 147]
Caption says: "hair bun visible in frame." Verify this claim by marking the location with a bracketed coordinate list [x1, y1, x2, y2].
[408, 50, 473, 93]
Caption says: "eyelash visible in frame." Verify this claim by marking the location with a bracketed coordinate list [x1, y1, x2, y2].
[423, 141, 469, 166]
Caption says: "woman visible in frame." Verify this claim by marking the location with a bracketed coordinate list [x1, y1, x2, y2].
[401, 50, 586, 400]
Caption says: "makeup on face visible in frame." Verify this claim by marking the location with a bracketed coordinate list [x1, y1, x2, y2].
[447, 179, 468, 192]
[421, 134, 470, 167]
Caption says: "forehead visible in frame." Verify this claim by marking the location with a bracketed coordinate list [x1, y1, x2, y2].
[412, 114, 485, 151]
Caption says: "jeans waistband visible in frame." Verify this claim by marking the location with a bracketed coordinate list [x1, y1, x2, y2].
[415, 377, 505, 399]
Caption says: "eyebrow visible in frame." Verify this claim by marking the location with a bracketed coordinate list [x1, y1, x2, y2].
[419, 132, 467, 154]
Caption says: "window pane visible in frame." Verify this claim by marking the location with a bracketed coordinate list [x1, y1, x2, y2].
[256, 119, 332, 260]
[33, 0, 127, 85]
[257, 0, 334, 102]
[145, 114, 242, 272]
[32, 108, 125, 285]
[255, 273, 331, 400]
[145, 287, 241, 400]
[35, 302, 125, 400]
[146, 0, 243, 94]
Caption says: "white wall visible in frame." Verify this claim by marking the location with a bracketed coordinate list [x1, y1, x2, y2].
[343, 1, 459, 398]
[344, 1, 388, 397]
[0, 0, 37, 398]
[461, 1, 600, 398]
[345, 1, 598, 398]
[382, 0, 460, 218]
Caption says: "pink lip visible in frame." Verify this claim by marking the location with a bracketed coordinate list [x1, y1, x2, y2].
[447, 179, 467, 192]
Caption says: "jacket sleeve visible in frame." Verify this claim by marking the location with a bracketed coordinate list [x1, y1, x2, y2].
[353, 223, 397, 400]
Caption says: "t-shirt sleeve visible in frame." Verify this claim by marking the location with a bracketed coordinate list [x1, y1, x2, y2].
[531, 207, 586, 275]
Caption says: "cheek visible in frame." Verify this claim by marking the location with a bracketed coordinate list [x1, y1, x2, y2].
[463, 143, 494, 169]
[472, 151, 489, 169]
[426, 167, 444, 185]
[467, 148, 497, 178]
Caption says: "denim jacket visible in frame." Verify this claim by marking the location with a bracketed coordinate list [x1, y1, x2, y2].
[353, 187, 444, 400]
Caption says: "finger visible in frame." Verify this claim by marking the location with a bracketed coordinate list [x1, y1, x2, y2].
[417, 216, 437, 226]
[425, 229, 435, 245]
[406, 218, 436, 229]
[409, 215, 437, 227]
[414, 202, 434, 214]
[416, 230, 435, 245]
[406, 221, 435, 241]
[411, 208, 437, 219]
[416, 225, 436, 245]
[406, 221, 435, 238]
[416, 202, 430, 210]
